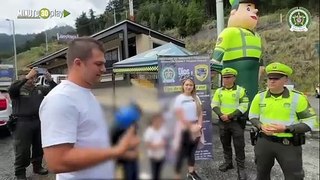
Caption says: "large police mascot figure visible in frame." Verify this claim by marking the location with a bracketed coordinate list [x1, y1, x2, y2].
[212, 0, 263, 102]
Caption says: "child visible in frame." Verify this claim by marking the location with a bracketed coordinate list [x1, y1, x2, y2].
[144, 113, 167, 180]
[111, 103, 142, 180]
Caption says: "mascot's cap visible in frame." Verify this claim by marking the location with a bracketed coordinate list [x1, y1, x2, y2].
[265, 62, 293, 77]
[229, 0, 258, 9]
[221, 67, 238, 76]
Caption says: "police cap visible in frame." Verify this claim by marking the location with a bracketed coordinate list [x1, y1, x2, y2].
[221, 67, 238, 76]
[265, 62, 293, 77]
[230, 0, 258, 9]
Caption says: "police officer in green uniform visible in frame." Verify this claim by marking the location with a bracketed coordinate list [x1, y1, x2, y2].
[212, 68, 249, 180]
[249, 62, 318, 180]
[212, 0, 263, 102]
[9, 67, 57, 180]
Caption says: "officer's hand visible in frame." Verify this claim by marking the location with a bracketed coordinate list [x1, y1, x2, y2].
[220, 114, 230, 122]
[115, 126, 140, 155]
[261, 124, 276, 135]
[44, 71, 53, 81]
[26, 68, 37, 79]
[268, 123, 286, 133]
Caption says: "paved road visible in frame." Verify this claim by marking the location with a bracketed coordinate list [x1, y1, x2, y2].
[0, 85, 318, 180]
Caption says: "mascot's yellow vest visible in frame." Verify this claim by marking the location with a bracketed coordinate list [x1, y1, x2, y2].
[214, 27, 262, 61]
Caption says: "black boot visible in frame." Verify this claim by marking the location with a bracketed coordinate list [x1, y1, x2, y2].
[237, 169, 247, 180]
[33, 165, 49, 175]
[187, 171, 202, 180]
[15, 174, 27, 180]
[218, 162, 234, 172]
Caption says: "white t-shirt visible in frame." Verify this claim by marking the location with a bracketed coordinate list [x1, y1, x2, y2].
[173, 94, 200, 122]
[144, 126, 167, 160]
[39, 80, 114, 180]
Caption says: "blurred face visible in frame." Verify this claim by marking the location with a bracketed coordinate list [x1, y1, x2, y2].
[228, 3, 258, 30]
[152, 116, 163, 129]
[267, 75, 288, 93]
[183, 79, 195, 95]
[74, 48, 106, 87]
[222, 75, 236, 88]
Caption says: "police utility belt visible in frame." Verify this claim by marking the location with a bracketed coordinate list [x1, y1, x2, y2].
[259, 132, 305, 146]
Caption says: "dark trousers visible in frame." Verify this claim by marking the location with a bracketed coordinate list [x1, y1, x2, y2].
[150, 158, 164, 180]
[255, 137, 304, 180]
[219, 120, 245, 169]
[13, 119, 43, 176]
[175, 130, 200, 173]
[121, 160, 139, 180]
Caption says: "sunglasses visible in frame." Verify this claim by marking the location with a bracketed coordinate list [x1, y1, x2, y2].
[180, 75, 194, 81]
[267, 77, 281, 80]
[222, 76, 234, 79]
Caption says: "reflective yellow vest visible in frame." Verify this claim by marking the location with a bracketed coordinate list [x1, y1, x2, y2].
[249, 89, 318, 137]
[213, 27, 262, 61]
[211, 85, 249, 114]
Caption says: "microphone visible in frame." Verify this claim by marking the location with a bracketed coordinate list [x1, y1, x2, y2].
[111, 102, 142, 146]
[114, 102, 141, 130]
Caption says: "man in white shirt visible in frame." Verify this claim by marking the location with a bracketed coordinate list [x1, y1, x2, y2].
[39, 37, 139, 179]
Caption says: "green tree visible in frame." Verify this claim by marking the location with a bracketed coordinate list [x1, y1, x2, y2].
[150, 13, 158, 29]
[75, 12, 91, 36]
[185, 0, 205, 35]
[136, 5, 151, 25]
[158, 14, 166, 31]
[89, 9, 98, 34]
[176, 4, 188, 37]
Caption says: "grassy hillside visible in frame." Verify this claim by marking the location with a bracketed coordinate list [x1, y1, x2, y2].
[4, 42, 67, 74]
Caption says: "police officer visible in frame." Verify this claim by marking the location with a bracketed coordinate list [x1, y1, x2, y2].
[212, 0, 263, 102]
[249, 62, 318, 180]
[212, 68, 249, 180]
[9, 67, 57, 180]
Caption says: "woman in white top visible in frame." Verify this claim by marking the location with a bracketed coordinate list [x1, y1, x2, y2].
[173, 75, 203, 180]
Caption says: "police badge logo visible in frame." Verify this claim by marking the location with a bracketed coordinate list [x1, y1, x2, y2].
[161, 67, 176, 83]
[282, 138, 290, 145]
[287, 7, 311, 32]
[195, 64, 209, 82]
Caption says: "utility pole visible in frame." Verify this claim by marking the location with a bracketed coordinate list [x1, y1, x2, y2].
[129, 0, 134, 21]
[45, 31, 48, 53]
[216, 0, 225, 35]
[6, 19, 18, 80]
[113, 8, 116, 24]
[215, 0, 224, 87]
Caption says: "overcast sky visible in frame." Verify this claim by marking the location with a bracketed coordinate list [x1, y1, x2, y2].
[0, 0, 109, 35]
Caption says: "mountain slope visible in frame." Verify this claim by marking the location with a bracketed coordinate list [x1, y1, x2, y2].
[0, 25, 75, 55]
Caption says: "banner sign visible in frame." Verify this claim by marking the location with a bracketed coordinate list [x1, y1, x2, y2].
[158, 55, 213, 160]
